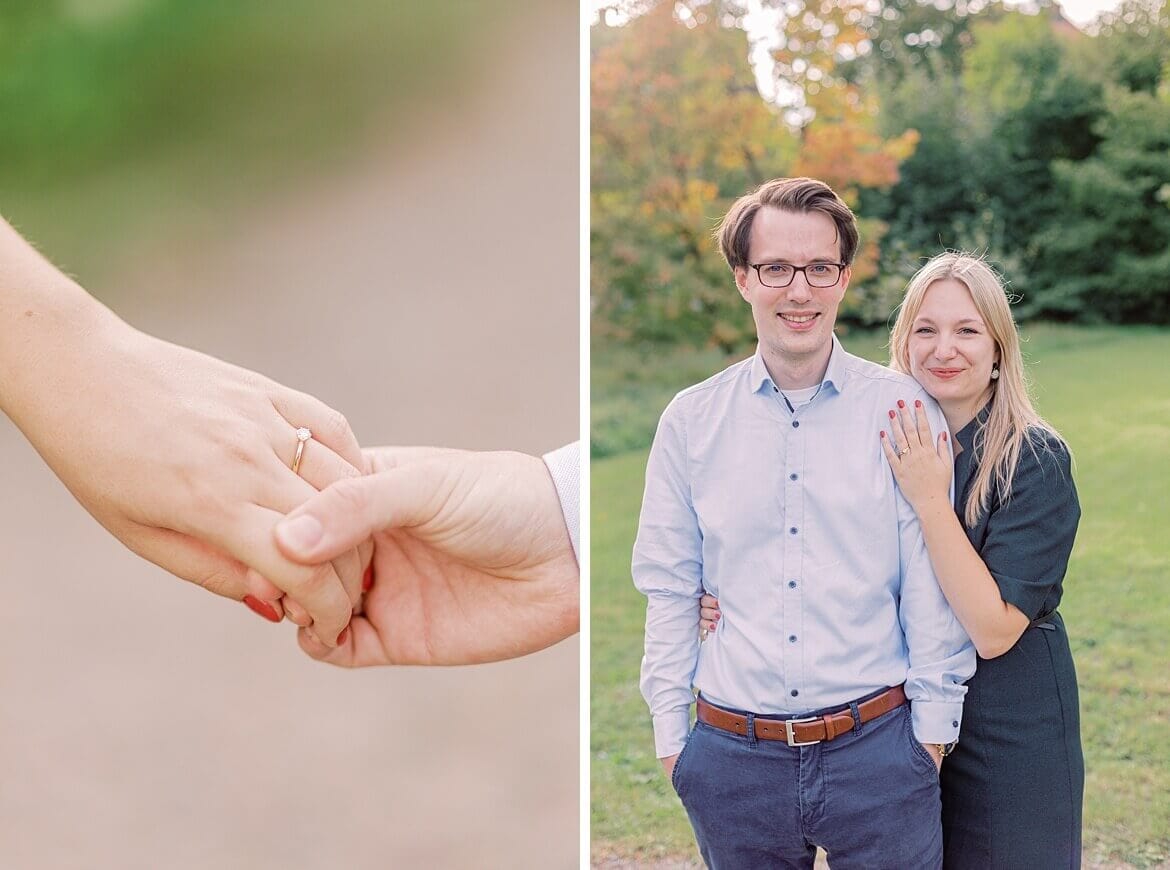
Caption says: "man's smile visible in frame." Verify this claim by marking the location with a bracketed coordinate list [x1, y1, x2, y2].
[778, 312, 819, 330]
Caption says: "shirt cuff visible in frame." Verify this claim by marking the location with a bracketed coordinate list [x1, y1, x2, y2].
[652, 710, 692, 759]
[541, 441, 580, 563]
[909, 700, 964, 744]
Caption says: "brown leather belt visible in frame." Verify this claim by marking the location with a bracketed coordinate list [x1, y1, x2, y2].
[696, 685, 907, 747]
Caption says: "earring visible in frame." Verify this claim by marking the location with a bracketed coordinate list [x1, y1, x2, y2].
[991, 363, 1000, 381]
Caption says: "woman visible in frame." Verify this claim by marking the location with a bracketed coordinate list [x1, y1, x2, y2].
[700, 252, 1083, 867]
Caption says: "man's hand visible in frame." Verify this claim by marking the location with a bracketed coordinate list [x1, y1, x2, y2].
[660, 753, 680, 780]
[274, 446, 580, 666]
[923, 742, 943, 771]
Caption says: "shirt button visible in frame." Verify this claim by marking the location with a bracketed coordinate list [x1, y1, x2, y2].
[788, 580, 797, 589]
[792, 421, 800, 428]
[789, 473, 798, 481]
[789, 527, 798, 535]
[952, 720, 959, 728]
[790, 689, 799, 697]
[788, 635, 797, 643]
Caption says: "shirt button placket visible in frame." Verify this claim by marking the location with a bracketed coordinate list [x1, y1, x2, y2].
[783, 410, 805, 705]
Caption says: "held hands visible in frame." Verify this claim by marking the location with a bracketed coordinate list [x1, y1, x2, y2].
[879, 399, 953, 512]
[17, 313, 367, 647]
[272, 446, 580, 666]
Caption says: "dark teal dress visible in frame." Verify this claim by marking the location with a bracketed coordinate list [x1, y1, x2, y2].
[942, 411, 1084, 868]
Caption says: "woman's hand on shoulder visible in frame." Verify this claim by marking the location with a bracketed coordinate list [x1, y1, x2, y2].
[880, 399, 953, 512]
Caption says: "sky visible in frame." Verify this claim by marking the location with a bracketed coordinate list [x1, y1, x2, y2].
[1050, 0, 1122, 23]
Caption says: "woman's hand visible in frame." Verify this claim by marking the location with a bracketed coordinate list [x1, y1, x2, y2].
[273, 446, 580, 666]
[0, 218, 366, 644]
[699, 593, 720, 636]
[8, 310, 367, 646]
[879, 399, 954, 513]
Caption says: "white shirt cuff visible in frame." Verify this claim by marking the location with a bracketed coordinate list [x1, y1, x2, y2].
[541, 441, 580, 563]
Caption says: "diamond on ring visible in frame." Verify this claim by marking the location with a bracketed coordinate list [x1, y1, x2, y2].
[292, 427, 313, 475]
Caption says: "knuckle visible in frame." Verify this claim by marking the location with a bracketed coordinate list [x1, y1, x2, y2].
[316, 406, 352, 445]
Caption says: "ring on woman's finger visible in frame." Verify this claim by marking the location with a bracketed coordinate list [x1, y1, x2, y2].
[898, 447, 911, 457]
[291, 427, 312, 475]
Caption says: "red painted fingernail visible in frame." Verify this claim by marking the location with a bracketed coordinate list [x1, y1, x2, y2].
[880, 430, 886, 438]
[889, 410, 896, 419]
[362, 565, 373, 592]
[942, 432, 948, 441]
[243, 595, 281, 623]
[915, 400, 923, 408]
[336, 626, 350, 646]
[897, 400, 906, 409]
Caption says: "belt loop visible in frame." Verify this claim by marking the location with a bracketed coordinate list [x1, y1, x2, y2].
[745, 712, 757, 747]
[849, 701, 862, 735]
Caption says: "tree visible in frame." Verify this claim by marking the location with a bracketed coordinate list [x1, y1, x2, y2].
[592, 0, 916, 347]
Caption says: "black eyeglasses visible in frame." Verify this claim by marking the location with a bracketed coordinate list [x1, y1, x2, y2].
[750, 262, 845, 289]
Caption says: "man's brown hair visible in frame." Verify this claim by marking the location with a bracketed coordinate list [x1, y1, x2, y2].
[715, 177, 860, 270]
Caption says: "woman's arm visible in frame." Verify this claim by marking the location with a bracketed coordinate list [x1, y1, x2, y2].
[0, 216, 365, 645]
[882, 402, 1029, 659]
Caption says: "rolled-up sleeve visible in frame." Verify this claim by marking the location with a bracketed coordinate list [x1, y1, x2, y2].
[633, 400, 704, 758]
[982, 435, 1080, 620]
[896, 397, 977, 744]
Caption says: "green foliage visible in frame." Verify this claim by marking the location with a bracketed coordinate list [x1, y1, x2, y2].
[591, 325, 1170, 867]
[860, 0, 1170, 325]
[1028, 81, 1170, 321]
[591, 3, 799, 350]
[592, 1, 917, 351]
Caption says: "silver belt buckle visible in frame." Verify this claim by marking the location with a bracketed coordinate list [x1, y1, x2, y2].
[784, 715, 821, 747]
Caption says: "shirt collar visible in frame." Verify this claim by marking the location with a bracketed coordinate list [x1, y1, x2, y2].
[749, 335, 847, 396]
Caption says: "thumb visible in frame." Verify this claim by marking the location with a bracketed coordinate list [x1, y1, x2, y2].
[274, 464, 444, 564]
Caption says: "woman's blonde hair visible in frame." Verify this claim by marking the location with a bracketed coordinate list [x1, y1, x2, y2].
[889, 252, 1064, 527]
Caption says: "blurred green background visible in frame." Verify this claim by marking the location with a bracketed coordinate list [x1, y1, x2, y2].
[590, 1, 1170, 867]
[0, 0, 519, 279]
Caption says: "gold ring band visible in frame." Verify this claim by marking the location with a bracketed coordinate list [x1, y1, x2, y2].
[292, 427, 312, 475]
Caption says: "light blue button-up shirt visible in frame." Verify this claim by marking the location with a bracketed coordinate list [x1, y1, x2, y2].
[633, 337, 976, 758]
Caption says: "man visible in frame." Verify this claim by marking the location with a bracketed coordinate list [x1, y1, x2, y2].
[633, 177, 975, 867]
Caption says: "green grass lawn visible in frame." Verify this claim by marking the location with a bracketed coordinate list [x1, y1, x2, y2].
[591, 325, 1170, 867]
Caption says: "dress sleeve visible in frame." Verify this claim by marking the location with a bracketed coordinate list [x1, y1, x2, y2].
[980, 432, 1081, 620]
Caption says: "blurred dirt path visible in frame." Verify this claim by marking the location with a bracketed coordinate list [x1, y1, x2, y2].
[0, 6, 578, 869]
